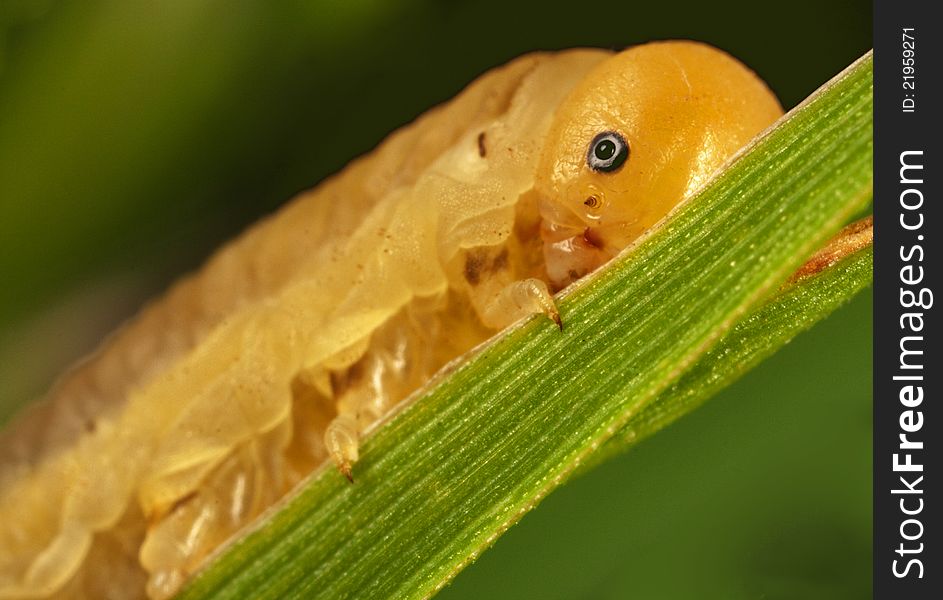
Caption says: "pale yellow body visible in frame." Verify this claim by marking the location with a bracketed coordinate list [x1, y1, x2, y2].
[0, 42, 780, 599]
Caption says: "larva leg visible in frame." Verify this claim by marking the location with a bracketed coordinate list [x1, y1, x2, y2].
[322, 313, 419, 482]
[324, 357, 386, 482]
[324, 414, 359, 482]
[321, 297, 463, 482]
[458, 244, 562, 331]
[479, 278, 561, 330]
[324, 354, 399, 482]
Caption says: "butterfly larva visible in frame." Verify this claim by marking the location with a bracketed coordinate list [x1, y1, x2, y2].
[0, 41, 781, 599]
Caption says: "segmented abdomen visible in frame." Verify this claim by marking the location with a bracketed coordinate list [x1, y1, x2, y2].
[0, 52, 572, 600]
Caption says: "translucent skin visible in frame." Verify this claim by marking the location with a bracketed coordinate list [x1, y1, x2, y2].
[536, 41, 783, 288]
[0, 42, 780, 600]
[0, 49, 607, 600]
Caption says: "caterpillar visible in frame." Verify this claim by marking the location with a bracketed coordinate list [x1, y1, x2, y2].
[0, 41, 782, 599]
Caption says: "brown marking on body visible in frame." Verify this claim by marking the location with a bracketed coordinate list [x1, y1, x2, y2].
[464, 250, 487, 285]
[514, 216, 539, 241]
[464, 247, 510, 286]
[329, 360, 365, 398]
[491, 248, 509, 272]
[582, 227, 604, 250]
[329, 371, 343, 397]
[477, 131, 487, 157]
[790, 216, 873, 282]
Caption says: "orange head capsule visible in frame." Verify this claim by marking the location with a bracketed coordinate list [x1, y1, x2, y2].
[535, 41, 783, 289]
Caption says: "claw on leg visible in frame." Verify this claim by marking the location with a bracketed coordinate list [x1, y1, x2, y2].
[325, 414, 359, 483]
[547, 304, 563, 331]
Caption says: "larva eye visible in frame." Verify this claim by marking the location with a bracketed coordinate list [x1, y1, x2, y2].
[586, 131, 629, 173]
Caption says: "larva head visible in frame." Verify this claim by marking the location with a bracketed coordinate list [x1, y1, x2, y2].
[536, 41, 783, 289]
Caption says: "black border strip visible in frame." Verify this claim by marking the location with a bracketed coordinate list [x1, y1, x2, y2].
[874, 1, 939, 597]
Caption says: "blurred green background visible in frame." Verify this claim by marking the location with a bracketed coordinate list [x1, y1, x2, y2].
[0, 0, 871, 598]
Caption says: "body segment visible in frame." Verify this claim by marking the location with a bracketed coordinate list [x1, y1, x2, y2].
[0, 42, 781, 599]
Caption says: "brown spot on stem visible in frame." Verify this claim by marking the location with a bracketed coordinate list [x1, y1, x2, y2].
[790, 216, 873, 282]
[477, 131, 487, 157]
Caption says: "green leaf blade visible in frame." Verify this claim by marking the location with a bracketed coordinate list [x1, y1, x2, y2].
[179, 53, 873, 600]
[589, 241, 873, 470]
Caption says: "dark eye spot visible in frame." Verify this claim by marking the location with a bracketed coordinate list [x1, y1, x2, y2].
[587, 131, 629, 173]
